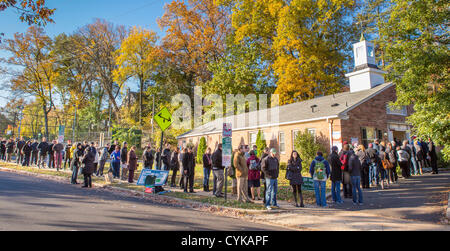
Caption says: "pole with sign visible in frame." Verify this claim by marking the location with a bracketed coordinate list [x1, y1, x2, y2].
[222, 123, 232, 201]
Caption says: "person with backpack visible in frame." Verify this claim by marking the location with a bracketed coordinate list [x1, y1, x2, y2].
[397, 146, 410, 178]
[286, 150, 304, 207]
[348, 150, 364, 205]
[247, 150, 261, 201]
[310, 151, 331, 207]
[328, 146, 343, 204]
[202, 147, 212, 191]
[339, 143, 352, 198]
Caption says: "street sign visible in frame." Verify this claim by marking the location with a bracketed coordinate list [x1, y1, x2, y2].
[136, 169, 169, 187]
[153, 107, 173, 132]
[222, 123, 232, 167]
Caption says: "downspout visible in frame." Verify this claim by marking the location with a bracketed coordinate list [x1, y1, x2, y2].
[327, 118, 334, 152]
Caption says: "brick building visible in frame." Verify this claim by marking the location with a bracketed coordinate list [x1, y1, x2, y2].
[177, 39, 412, 162]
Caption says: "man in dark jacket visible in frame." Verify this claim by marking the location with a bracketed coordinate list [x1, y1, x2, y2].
[15, 137, 25, 165]
[21, 141, 32, 166]
[261, 148, 280, 210]
[143, 145, 154, 169]
[120, 142, 128, 180]
[31, 139, 39, 166]
[328, 146, 343, 204]
[161, 144, 171, 171]
[0, 138, 6, 161]
[428, 138, 438, 174]
[211, 144, 224, 197]
[182, 147, 196, 193]
[81, 145, 96, 188]
[170, 148, 180, 187]
[202, 147, 212, 192]
[349, 151, 363, 205]
[366, 143, 379, 187]
[37, 137, 48, 168]
[47, 140, 55, 168]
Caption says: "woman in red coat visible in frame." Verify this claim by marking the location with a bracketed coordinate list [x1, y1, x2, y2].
[247, 150, 261, 200]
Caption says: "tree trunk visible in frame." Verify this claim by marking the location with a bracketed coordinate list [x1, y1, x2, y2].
[139, 79, 143, 126]
[43, 104, 49, 139]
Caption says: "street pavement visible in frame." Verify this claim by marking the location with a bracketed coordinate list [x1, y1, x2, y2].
[0, 170, 289, 231]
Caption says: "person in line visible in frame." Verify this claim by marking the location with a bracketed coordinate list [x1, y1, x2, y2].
[406, 140, 418, 176]
[260, 147, 270, 204]
[286, 150, 304, 207]
[390, 141, 400, 182]
[143, 145, 154, 170]
[127, 145, 138, 183]
[234, 145, 250, 203]
[92, 142, 99, 175]
[110, 145, 121, 179]
[15, 137, 25, 165]
[211, 144, 224, 197]
[401, 140, 412, 178]
[21, 140, 32, 166]
[378, 144, 390, 189]
[328, 146, 343, 204]
[155, 147, 161, 170]
[63, 140, 72, 170]
[162, 144, 171, 171]
[420, 138, 430, 168]
[247, 150, 261, 201]
[170, 147, 180, 187]
[356, 145, 370, 189]
[108, 140, 118, 155]
[120, 142, 128, 180]
[31, 139, 39, 166]
[179, 148, 186, 189]
[397, 146, 410, 178]
[367, 143, 380, 187]
[53, 140, 64, 171]
[413, 140, 424, 175]
[340, 143, 352, 198]
[348, 149, 364, 205]
[0, 138, 6, 161]
[261, 148, 280, 210]
[47, 140, 55, 169]
[182, 147, 195, 193]
[202, 147, 212, 192]
[428, 138, 438, 174]
[310, 151, 331, 207]
[6, 138, 14, 162]
[97, 144, 109, 177]
[81, 143, 96, 188]
[37, 137, 48, 168]
[70, 143, 84, 184]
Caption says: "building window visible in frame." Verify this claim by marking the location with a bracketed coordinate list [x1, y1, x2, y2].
[249, 132, 257, 148]
[361, 127, 377, 148]
[292, 130, 299, 151]
[279, 131, 285, 154]
[386, 104, 407, 116]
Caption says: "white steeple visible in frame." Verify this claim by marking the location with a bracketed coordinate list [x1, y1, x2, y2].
[345, 35, 386, 93]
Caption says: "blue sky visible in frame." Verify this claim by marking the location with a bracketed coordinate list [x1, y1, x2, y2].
[0, 0, 173, 106]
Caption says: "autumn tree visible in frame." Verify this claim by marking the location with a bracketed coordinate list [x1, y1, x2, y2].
[75, 19, 127, 122]
[0, 0, 55, 25]
[1, 26, 57, 138]
[158, 0, 231, 88]
[227, 0, 358, 105]
[114, 26, 161, 126]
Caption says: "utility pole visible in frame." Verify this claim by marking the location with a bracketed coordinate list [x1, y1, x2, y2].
[17, 105, 24, 139]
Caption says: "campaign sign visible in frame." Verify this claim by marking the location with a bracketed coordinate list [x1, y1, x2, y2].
[136, 169, 169, 187]
[222, 123, 232, 167]
[302, 177, 314, 191]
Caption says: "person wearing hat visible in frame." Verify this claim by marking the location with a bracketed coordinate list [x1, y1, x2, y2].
[261, 148, 280, 210]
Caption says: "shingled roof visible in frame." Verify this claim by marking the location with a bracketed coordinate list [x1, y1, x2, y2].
[177, 82, 393, 139]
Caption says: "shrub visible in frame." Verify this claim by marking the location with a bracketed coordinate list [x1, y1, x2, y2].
[293, 129, 328, 171]
[256, 130, 267, 158]
[196, 137, 207, 164]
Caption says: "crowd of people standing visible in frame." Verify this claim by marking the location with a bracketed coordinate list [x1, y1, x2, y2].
[0, 135, 440, 209]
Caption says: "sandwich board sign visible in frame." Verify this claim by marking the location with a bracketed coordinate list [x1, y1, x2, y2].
[137, 169, 169, 187]
[154, 107, 172, 132]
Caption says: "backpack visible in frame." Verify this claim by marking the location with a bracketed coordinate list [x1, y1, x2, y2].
[249, 159, 259, 171]
[340, 152, 349, 171]
[314, 160, 327, 180]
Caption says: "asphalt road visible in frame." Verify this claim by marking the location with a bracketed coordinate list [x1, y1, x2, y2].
[0, 171, 288, 231]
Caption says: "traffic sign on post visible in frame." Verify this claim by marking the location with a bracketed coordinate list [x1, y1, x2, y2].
[153, 107, 172, 132]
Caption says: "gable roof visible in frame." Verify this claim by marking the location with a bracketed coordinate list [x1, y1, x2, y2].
[177, 82, 393, 139]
